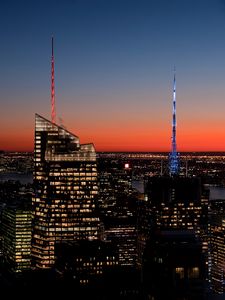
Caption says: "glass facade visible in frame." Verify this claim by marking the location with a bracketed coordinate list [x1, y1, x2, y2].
[104, 223, 137, 266]
[32, 114, 100, 269]
[208, 214, 225, 294]
[2, 206, 32, 272]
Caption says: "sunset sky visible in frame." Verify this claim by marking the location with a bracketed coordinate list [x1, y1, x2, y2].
[1, 0, 225, 151]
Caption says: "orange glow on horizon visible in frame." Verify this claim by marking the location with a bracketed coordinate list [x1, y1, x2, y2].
[2, 128, 225, 152]
[2, 117, 225, 152]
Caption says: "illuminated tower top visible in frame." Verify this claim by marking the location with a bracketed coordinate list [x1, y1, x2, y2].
[51, 36, 56, 124]
[169, 69, 180, 176]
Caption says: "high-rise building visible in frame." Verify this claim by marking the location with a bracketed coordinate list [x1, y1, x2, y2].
[145, 176, 203, 232]
[104, 216, 137, 267]
[208, 214, 225, 294]
[2, 205, 32, 273]
[97, 158, 133, 216]
[97, 158, 137, 267]
[55, 240, 118, 287]
[136, 198, 152, 269]
[208, 188, 225, 294]
[143, 230, 206, 300]
[139, 176, 208, 278]
[32, 114, 100, 269]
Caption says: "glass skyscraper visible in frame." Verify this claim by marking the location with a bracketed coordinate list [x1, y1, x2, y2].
[32, 114, 100, 269]
[2, 205, 32, 272]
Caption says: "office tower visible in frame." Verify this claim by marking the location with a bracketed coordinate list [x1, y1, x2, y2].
[54, 240, 141, 299]
[32, 114, 100, 269]
[140, 176, 208, 281]
[143, 230, 206, 300]
[104, 215, 137, 267]
[138, 177, 203, 269]
[97, 158, 137, 267]
[136, 198, 152, 269]
[97, 158, 133, 216]
[145, 176, 203, 232]
[169, 70, 180, 176]
[208, 214, 225, 294]
[208, 188, 225, 294]
[154, 72, 208, 236]
[55, 240, 118, 287]
[2, 205, 32, 272]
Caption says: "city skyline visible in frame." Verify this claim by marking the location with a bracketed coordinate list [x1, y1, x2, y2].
[1, 0, 225, 152]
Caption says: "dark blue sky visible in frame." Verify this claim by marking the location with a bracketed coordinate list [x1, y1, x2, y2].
[1, 0, 225, 151]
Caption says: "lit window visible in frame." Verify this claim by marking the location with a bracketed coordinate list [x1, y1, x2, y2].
[175, 267, 184, 279]
[188, 267, 199, 279]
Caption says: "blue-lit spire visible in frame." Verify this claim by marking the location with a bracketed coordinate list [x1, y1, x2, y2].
[169, 68, 180, 176]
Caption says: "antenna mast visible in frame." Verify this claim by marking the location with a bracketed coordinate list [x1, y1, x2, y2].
[169, 68, 180, 176]
[51, 36, 56, 123]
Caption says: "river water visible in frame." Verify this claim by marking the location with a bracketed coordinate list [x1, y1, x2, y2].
[0, 173, 33, 184]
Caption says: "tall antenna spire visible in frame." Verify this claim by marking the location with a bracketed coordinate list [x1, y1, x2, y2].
[51, 36, 56, 124]
[169, 67, 180, 176]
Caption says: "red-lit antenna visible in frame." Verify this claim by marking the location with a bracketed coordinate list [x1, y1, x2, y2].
[51, 36, 56, 123]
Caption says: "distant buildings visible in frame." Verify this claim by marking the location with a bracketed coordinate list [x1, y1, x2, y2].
[32, 114, 100, 269]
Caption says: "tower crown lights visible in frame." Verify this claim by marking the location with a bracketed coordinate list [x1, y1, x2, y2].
[169, 68, 180, 176]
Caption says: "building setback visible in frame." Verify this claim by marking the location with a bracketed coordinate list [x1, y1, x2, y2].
[32, 114, 100, 269]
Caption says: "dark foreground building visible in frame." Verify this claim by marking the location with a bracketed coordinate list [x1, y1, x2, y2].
[145, 176, 203, 231]
[143, 230, 206, 300]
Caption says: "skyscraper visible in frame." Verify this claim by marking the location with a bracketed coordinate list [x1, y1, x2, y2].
[208, 190, 225, 294]
[32, 114, 100, 269]
[2, 205, 32, 273]
[145, 176, 203, 231]
[143, 230, 206, 300]
[208, 214, 225, 294]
